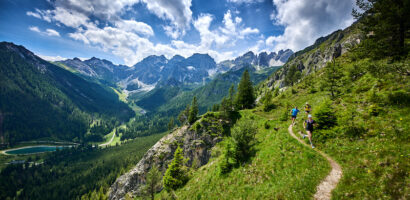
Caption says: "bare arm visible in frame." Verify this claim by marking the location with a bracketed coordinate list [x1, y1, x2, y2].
[303, 120, 306, 129]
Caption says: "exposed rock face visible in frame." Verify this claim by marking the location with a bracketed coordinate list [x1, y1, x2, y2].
[108, 113, 233, 200]
[265, 23, 363, 89]
[228, 49, 294, 71]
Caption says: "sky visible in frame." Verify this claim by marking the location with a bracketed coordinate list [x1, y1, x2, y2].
[0, 0, 355, 66]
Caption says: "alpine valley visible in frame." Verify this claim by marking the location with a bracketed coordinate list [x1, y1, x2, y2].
[0, 0, 408, 200]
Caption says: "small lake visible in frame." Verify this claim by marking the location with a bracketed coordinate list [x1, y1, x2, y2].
[5, 146, 69, 155]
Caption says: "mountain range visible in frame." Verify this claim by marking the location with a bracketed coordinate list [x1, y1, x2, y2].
[57, 49, 293, 96]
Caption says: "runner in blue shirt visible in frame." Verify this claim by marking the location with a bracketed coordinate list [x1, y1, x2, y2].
[290, 106, 299, 125]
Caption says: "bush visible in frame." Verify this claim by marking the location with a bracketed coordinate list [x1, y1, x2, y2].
[280, 109, 289, 121]
[388, 90, 410, 106]
[344, 124, 366, 138]
[231, 120, 257, 163]
[263, 103, 276, 112]
[368, 104, 382, 116]
[314, 129, 337, 144]
[314, 99, 337, 129]
[264, 121, 270, 129]
[308, 87, 318, 94]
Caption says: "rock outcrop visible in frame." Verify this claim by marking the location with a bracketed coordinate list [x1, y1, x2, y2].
[265, 23, 363, 89]
[108, 113, 235, 200]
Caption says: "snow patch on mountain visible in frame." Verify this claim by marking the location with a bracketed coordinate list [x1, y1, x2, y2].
[269, 59, 285, 66]
[207, 68, 218, 77]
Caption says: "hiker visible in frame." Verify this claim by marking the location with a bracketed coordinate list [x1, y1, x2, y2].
[290, 106, 300, 125]
[304, 102, 311, 114]
[303, 114, 316, 148]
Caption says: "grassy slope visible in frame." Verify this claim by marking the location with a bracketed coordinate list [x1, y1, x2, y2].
[170, 110, 329, 200]
[260, 55, 409, 198]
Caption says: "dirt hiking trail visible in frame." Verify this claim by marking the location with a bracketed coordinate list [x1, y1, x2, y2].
[288, 125, 342, 200]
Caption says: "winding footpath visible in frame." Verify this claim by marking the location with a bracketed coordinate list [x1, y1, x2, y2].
[288, 125, 342, 200]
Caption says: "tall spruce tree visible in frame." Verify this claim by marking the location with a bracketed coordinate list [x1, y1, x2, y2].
[235, 70, 255, 109]
[168, 117, 174, 130]
[321, 58, 344, 99]
[178, 104, 190, 125]
[228, 84, 235, 111]
[163, 146, 188, 191]
[188, 96, 198, 124]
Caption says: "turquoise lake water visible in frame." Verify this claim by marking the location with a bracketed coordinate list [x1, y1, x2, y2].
[5, 146, 68, 155]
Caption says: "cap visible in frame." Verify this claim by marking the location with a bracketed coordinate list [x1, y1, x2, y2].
[308, 114, 312, 118]
[306, 102, 309, 104]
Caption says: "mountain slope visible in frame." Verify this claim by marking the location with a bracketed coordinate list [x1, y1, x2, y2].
[264, 23, 362, 88]
[0, 42, 134, 144]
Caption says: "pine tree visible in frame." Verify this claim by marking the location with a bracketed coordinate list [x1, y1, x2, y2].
[321, 58, 344, 99]
[168, 117, 174, 130]
[188, 96, 198, 124]
[178, 104, 190, 125]
[143, 165, 162, 200]
[228, 84, 235, 111]
[163, 146, 188, 191]
[235, 70, 255, 109]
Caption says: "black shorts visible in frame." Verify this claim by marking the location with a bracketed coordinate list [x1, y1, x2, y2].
[306, 129, 313, 132]
[292, 115, 297, 119]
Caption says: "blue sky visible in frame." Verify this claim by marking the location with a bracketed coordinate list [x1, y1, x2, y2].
[0, 0, 355, 66]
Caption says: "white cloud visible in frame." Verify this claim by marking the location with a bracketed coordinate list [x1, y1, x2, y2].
[45, 29, 60, 37]
[38, 54, 67, 61]
[52, 7, 93, 28]
[115, 20, 154, 37]
[26, 1, 260, 65]
[53, 0, 140, 21]
[240, 27, 259, 37]
[267, 0, 355, 51]
[163, 25, 183, 39]
[29, 26, 60, 37]
[228, 0, 264, 4]
[26, 11, 41, 19]
[141, 0, 192, 37]
[29, 26, 41, 33]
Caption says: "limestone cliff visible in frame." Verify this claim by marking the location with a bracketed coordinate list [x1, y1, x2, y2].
[108, 112, 236, 200]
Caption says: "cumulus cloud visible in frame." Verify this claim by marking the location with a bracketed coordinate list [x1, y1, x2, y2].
[38, 54, 67, 61]
[53, 0, 140, 21]
[267, 0, 355, 51]
[115, 20, 154, 37]
[26, 0, 261, 65]
[141, 0, 192, 36]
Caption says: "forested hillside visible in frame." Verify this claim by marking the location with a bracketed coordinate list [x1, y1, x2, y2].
[0, 42, 134, 145]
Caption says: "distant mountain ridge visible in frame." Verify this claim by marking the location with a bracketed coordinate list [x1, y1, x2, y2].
[57, 49, 293, 95]
[218, 49, 293, 71]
